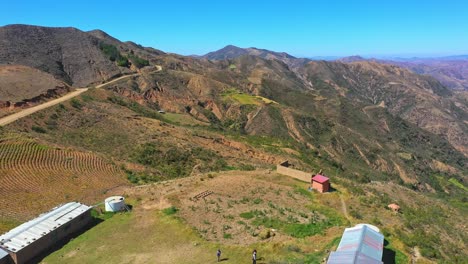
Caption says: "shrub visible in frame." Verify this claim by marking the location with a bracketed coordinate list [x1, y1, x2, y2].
[116, 56, 129, 67]
[128, 54, 149, 68]
[253, 198, 263, 204]
[99, 42, 129, 67]
[259, 229, 272, 239]
[239, 163, 256, 171]
[32, 126, 46, 133]
[239, 211, 255, 219]
[70, 99, 83, 109]
[162, 206, 178, 215]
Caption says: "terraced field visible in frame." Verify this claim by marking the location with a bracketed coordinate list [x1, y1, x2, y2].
[0, 137, 127, 221]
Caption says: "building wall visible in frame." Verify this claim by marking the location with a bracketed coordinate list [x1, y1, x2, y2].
[276, 164, 311, 182]
[312, 181, 330, 193]
[12, 209, 92, 264]
[0, 255, 13, 264]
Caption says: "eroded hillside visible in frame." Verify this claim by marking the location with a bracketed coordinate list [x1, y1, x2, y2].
[0, 25, 467, 263]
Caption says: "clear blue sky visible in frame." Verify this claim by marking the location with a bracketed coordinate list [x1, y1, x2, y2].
[2, 0, 468, 57]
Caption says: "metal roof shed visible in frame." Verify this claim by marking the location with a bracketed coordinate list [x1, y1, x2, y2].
[0, 202, 92, 264]
[327, 224, 384, 264]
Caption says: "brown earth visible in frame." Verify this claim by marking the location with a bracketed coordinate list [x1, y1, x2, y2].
[0, 65, 68, 105]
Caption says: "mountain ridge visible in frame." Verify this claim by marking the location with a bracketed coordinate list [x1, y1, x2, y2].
[0, 24, 467, 263]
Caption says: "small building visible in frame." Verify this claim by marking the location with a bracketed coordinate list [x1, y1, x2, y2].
[387, 203, 400, 212]
[311, 174, 330, 193]
[327, 224, 384, 264]
[0, 202, 92, 264]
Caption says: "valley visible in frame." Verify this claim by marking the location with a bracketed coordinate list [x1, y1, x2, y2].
[0, 24, 466, 263]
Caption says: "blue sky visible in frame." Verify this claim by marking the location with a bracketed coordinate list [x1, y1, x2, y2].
[2, 0, 468, 57]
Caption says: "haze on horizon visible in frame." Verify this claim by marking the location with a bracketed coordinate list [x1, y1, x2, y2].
[2, 0, 468, 58]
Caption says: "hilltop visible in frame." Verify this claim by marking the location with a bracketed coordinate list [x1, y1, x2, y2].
[0, 25, 466, 263]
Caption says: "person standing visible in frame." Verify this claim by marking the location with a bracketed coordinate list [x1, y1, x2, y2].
[252, 249, 257, 264]
[217, 249, 221, 262]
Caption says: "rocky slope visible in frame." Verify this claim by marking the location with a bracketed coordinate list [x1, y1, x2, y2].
[0, 65, 68, 107]
[383, 59, 468, 91]
[1, 26, 467, 263]
[0, 24, 145, 87]
[1, 26, 466, 186]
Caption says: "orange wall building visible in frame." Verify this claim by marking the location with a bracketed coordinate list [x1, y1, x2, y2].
[312, 174, 330, 193]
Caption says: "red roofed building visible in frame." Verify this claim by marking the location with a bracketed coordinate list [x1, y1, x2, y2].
[312, 174, 330, 193]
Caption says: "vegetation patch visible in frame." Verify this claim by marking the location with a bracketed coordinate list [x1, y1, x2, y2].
[132, 142, 229, 181]
[128, 53, 149, 68]
[222, 88, 276, 105]
[162, 206, 178, 215]
[448, 178, 468, 191]
[99, 42, 129, 67]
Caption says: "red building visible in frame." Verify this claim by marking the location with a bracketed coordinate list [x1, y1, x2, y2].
[311, 174, 330, 193]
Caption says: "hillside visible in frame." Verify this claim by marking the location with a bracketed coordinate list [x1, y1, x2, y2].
[0, 65, 71, 115]
[0, 26, 467, 263]
[202, 45, 306, 67]
[383, 59, 468, 91]
[0, 24, 156, 89]
[336, 55, 468, 91]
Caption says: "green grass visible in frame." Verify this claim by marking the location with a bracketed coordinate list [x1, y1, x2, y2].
[162, 206, 178, 215]
[0, 218, 21, 234]
[448, 178, 468, 191]
[222, 88, 277, 105]
[42, 210, 330, 264]
[251, 215, 342, 238]
[163, 112, 208, 126]
[239, 211, 255, 219]
[229, 93, 262, 105]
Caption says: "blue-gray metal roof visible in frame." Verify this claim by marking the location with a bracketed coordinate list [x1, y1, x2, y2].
[0, 202, 91, 253]
[0, 248, 8, 259]
[327, 224, 384, 264]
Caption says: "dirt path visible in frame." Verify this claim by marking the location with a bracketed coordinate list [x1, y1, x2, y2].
[0, 66, 162, 126]
[339, 195, 350, 220]
[0, 88, 88, 126]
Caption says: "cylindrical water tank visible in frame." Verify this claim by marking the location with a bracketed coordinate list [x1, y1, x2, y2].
[105, 196, 125, 212]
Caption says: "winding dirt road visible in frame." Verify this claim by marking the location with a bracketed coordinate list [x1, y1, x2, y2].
[0, 66, 162, 126]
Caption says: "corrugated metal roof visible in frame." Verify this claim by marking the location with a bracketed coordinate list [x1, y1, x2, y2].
[0, 248, 8, 259]
[0, 202, 91, 253]
[327, 224, 384, 264]
[328, 251, 383, 264]
[312, 174, 329, 183]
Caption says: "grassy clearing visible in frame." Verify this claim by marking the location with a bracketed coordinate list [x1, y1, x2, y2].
[42, 210, 333, 264]
[448, 178, 468, 191]
[0, 218, 21, 234]
[222, 88, 277, 105]
[163, 112, 208, 126]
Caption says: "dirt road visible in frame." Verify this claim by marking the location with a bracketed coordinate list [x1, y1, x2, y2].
[0, 66, 162, 126]
[0, 88, 88, 126]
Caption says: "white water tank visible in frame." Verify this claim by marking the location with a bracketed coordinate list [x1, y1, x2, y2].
[105, 196, 125, 212]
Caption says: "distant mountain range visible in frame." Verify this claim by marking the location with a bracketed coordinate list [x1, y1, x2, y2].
[202, 46, 468, 91]
[335, 55, 468, 91]
[1, 26, 466, 177]
[0, 26, 466, 262]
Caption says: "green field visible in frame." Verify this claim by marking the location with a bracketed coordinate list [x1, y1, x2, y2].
[42, 210, 337, 264]
[222, 88, 277, 105]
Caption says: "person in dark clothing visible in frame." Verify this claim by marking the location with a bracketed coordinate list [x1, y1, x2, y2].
[252, 249, 257, 264]
[217, 249, 221, 262]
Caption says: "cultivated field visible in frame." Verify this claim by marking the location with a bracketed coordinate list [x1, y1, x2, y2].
[0, 136, 127, 224]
